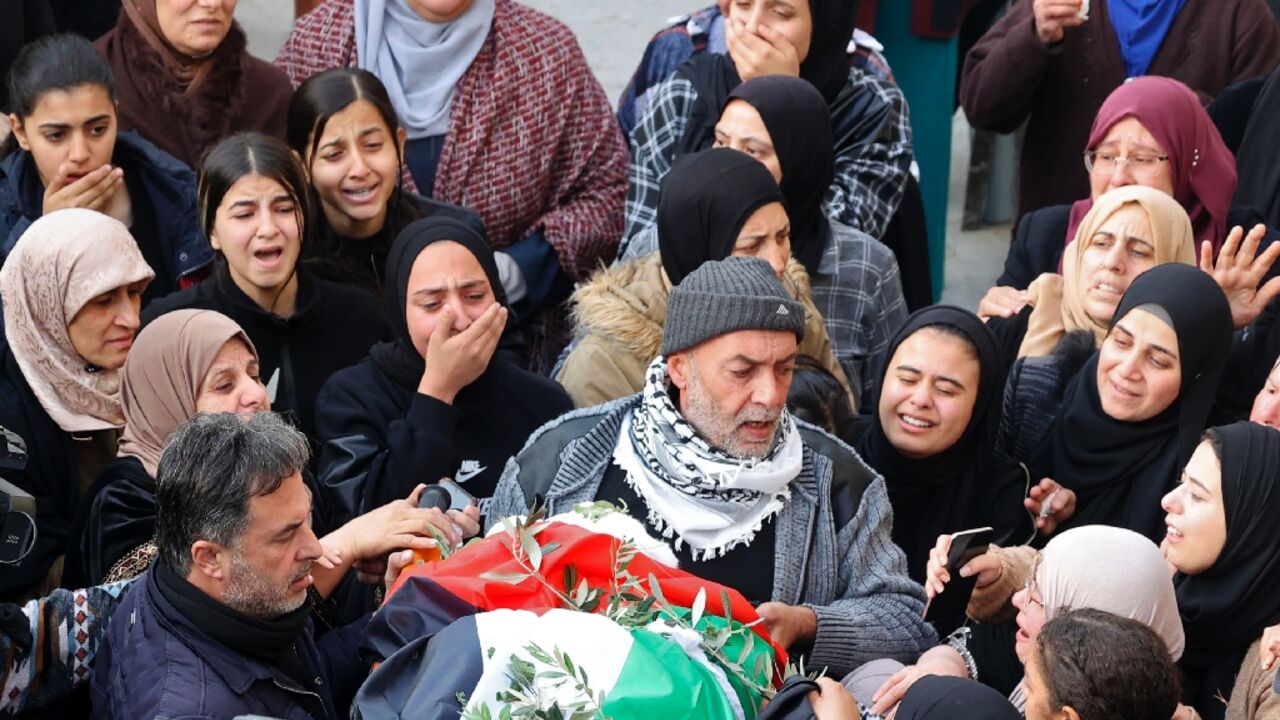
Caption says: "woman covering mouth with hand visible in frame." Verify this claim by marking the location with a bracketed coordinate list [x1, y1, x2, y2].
[0, 33, 212, 305]
[313, 216, 571, 528]
[142, 132, 388, 442]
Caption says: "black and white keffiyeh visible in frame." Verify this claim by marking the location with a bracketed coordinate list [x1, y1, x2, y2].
[612, 357, 802, 560]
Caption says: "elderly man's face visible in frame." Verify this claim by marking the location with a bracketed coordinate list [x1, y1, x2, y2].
[668, 329, 798, 459]
[222, 471, 323, 618]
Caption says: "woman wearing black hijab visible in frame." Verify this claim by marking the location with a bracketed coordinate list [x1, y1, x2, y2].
[621, 0, 911, 248]
[851, 306, 1026, 591]
[557, 147, 850, 408]
[708, 76, 907, 405]
[723, 76, 834, 275]
[998, 263, 1233, 542]
[313, 217, 572, 526]
[1164, 422, 1280, 719]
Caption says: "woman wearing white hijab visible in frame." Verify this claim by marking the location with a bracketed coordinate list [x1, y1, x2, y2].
[865, 526, 1188, 718]
[0, 208, 152, 599]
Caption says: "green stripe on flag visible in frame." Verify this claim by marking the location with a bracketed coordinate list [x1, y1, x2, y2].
[689, 615, 775, 719]
[603, 628, 741, 720]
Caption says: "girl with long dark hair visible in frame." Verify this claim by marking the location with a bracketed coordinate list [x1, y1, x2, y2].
[143, 132, 388, 440]
[286, 68, 482, 295]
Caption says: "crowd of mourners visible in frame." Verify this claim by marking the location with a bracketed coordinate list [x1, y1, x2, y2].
[1, 0, 1280, 717]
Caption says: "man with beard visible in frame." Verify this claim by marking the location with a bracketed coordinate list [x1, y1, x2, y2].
[90, 412, 373, 719]
[492, 257, 935, 677]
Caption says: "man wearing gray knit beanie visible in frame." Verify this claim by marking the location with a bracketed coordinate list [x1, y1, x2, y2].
[490, 256, 935, 678]
[660, 257, 806, 458]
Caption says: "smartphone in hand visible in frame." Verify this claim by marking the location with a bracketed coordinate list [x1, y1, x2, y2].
[923, 527, 994, 624]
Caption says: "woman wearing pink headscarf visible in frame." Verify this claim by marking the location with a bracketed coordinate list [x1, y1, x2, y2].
[0, 209, 154, 599]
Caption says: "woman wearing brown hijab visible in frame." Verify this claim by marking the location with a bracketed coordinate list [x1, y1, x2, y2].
[95, 0, 293, 169]
[76, 308, 268, 585]
[0, 208, 153, 599]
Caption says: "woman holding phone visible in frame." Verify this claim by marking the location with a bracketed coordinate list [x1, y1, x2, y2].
[849, 305, 1026, 587]
[910, 422, 1280, 719]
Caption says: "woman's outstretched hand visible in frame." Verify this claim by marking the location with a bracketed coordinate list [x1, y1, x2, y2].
[1201, 224, 1280, 330]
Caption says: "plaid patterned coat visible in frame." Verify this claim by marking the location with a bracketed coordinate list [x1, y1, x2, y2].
[276, 0, 628, 282]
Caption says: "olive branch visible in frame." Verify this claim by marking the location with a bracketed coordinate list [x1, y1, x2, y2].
[458, 501, 780, 720]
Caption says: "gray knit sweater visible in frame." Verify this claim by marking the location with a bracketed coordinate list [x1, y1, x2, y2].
[490, 395, 936, 677]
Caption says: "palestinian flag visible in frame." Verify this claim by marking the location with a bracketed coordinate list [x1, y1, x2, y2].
[354, 508, 786, 720]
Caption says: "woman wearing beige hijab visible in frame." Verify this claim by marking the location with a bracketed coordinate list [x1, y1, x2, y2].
[77, 309, 268, 585]
[1019, 185, 1195, 358]
[985, 185, 1280, 365]
[0, 208, 153, 599]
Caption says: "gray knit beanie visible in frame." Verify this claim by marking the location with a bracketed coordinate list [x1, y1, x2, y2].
[661, 256, 805, 356]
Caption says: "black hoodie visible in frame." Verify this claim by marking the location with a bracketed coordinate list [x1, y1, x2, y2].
[305, 191, 483, 297]
[313, 217, 571, 525]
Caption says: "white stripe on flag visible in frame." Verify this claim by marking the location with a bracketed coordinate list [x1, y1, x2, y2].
[469, 609, 633, 712]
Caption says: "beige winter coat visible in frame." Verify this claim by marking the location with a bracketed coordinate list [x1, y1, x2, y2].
[556, 254, 852, 409]
[1226, 640, 1280, 719]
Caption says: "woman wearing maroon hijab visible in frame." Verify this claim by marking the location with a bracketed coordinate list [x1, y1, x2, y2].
[988, 76, 1237, 295]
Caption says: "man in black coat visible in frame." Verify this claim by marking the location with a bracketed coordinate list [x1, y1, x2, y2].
[92, 413, 371, 719]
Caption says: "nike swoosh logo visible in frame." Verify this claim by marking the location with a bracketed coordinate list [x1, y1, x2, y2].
[455, 463, 487, 483]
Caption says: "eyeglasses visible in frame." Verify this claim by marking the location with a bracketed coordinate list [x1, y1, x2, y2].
[1084, 150, 1170, 176]
[1021, 576, 1045, 610]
